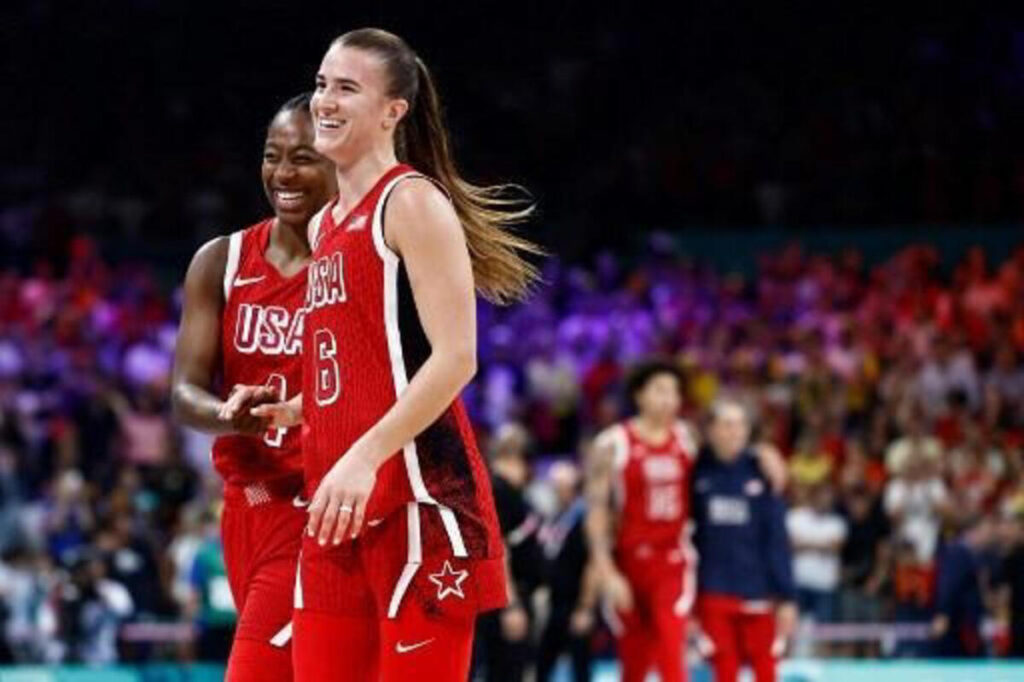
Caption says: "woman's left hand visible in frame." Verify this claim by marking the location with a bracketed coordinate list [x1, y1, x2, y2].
[306, 446, 378, 546]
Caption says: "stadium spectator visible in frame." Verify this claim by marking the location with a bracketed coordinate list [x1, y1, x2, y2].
[0, 447, 25, 554]
[535, 460, 594, 682]
[986, 346, 1024, 426]
[994, 513, 1024, 657]
[931, 517, 997, 657]
[43, 469, 94, 562]
[474, 423, 543, 682]
[914, 339, 980, 418]
[884, 411, 944, 476]
[788, 431, 834, 490]
[187, 510, 235, 662]
[108, 386, 174, 468]
[94, 512, 172, 621]
[0, 547, 54, 663]
[53, 549, 133, 664]
[884, 450, 951, 564]
[787, 483, 847, 631]
[890, 539, 937, 657]
[838, 484, 891, 634]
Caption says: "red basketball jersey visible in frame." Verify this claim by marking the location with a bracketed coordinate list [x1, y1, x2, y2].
[301, 164, 502, 563]
[211, 219, 307, 485]
[610, 420, 697, 554]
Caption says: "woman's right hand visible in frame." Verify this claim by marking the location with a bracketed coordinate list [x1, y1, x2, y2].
[217, 384, 278, 435]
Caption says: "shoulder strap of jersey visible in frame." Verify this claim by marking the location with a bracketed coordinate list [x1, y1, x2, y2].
[371, 171, 423, 264]
[307, 203, 330, 252]
[222, 230, 243, 302]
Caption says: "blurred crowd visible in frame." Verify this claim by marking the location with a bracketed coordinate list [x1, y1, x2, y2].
[471, 239, 1024, 668]
[1, 235, 1024, 668]
[5, 6, 1024, 266]
[0, 236, 223, 664]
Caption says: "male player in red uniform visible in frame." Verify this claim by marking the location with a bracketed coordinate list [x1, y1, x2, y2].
[229, 28, 544, 682]
[171, 94, 334, 681]
[585, 360, 785, 682]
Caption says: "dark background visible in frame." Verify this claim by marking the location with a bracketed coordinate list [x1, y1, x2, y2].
[4, 2, 1024, 269]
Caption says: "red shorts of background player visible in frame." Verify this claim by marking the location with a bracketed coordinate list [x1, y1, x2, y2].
[221, 476, 306, 682]
[609, 547, 695, 682]
[696, 593, 779, 682]
[292, 501, 506, 682]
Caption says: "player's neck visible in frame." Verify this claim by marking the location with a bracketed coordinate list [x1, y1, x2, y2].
[333, 146, 400, 218]
[269, 218, 311, 259]
[630, 415, 673, 443]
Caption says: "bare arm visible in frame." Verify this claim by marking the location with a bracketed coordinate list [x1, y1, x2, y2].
[171, 237, 268, 436]
[575, 558, 600, 612]
[584, 434, 618, 578]
[583, 430, 634, 611]
[345, 179, 478, 469]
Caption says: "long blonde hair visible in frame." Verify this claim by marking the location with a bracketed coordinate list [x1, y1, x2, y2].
[334, 28, 544, 304]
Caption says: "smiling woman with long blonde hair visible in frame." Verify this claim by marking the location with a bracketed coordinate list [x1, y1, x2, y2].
[228, 27, 543, 682]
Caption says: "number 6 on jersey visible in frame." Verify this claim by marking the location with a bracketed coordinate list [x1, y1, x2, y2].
[314, 328, 341, 406]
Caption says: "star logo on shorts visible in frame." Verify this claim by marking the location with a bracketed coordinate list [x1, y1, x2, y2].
[428, 560, 469, 601]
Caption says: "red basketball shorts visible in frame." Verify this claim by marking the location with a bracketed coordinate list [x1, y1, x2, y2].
[695, 593, 779, 682]
[221, 477, 306, 682]
[292, 501, 506, 682]
[609, 546, 696, 682]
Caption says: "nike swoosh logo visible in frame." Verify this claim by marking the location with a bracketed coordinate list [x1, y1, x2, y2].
[367, 518, 384, 527]
[234, 275, 266, 287]
[395, 639, 435, 654]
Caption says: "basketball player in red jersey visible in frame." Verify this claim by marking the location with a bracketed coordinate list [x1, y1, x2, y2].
[171, 94, 334, 681]
[585, 360, 786, 682]
[231, 28, 543, 682]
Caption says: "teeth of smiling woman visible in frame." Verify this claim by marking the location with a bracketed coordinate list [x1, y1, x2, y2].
[319, 119, 343, 129]
[276, 191, 304, 206]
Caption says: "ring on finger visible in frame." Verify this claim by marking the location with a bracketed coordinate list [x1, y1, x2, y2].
[339, 504, 353, 514]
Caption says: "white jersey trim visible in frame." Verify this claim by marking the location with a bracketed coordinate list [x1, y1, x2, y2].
[222, 231, 243, 302]
[373, 172, 469, 612]
[370, 172, 451, 264]
[293, 550, 304, 609]
[370, 172, 416, 265]
[387, 502, 423, 618]
[269, 621, 292, 648]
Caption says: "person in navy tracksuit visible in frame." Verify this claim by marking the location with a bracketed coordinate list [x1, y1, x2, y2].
[931, 516, 995, 658]
[691, 399, 797, 682]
